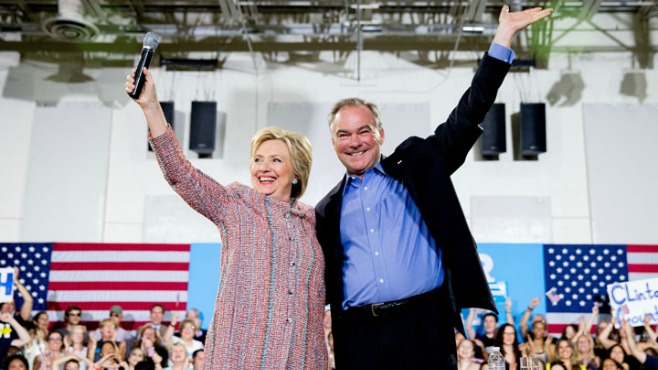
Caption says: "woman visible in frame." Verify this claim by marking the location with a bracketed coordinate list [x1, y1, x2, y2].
[561, 325, 579, 341]
[163, 315, 203, 358]
[135, 324, 168, 366]
[126, 68, 326, 369]
[554, 338, 585, 370]
[65, 325, 90, 370]
[457, 339, 483, 370]
[88, 319, 126, 361]
[606, 344, 629, 370]
[599, 358, 624, 370]
[118, 348, 146, 370]
[527, 320, 555, 364]
[5, 355, 30, 370]
[33, 331, 66, 370]
[162, 343, 192, 370]
[574, 334, 598, 370]
[495, 324, 521, 370]
[23, 312, 49, 370]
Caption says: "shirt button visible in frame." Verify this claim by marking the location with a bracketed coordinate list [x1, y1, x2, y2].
[364, 186, 368, 191]
[366, 207, 370, 212]
[288, 289, 294, 295]
[290, 261, 296, 266]
[379, 279, 384, 284]
[374, 251, 379, 256]
[286, 318, 292, 323]
[284, 213, 290, 219]
[370, 228, 374, 233]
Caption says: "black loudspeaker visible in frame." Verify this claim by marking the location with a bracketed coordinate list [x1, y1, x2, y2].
[148, 101, 175, 152]
[189, 101, 217, 157]
[520, 103, 547, 155]
[480, 103, 506, 156]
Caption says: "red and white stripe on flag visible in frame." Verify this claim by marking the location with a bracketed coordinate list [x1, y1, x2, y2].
[46, 243, 190, 330]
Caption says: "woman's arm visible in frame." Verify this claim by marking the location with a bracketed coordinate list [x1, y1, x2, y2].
[163, 312, 179, 347]
[520, 297, 540, 339]
[466, 309, 477, 340]
[126, 68, 228, 226]
[597, 318, 618, 350]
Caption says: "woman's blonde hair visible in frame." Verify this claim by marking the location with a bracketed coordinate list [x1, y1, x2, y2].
[250, 127, 312, 199]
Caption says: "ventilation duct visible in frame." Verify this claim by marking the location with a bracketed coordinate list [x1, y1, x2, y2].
[42, 0, 99, 41]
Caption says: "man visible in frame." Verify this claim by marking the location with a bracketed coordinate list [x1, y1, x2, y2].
[315, 5, 552, 369]
[57, 305, 85, 337]
[138, 304, 168, 338]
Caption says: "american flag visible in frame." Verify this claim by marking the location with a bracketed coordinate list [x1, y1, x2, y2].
[0, 242, 190, 330]
[544, 244, 658, 335]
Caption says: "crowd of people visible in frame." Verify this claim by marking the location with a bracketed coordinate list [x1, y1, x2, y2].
[456, 297, 658, 370]
[0, 282, 206, 370]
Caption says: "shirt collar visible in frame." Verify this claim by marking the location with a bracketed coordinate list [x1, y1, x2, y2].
[342, 161, 386, 196]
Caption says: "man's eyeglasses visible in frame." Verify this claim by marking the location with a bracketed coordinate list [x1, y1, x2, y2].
[49, 337, 63, 342]
[68, 312, 81, 317]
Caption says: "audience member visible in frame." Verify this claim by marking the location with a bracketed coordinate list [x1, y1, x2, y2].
[162, 343, 191, 370]
[466, 310, 499, 350]
[56, 306, 84, 339]
[554, 338, 585, 370]
[495, 323, 521, 370]
[119, 348, 146, 370]
[64, 325, 89, 370]
[182, 310, 205, 345]
[0, 313, 31, 365]
[606, 344, 629, 370]
[33, 330, 66, 370]
[527, 319, 555, 364]
[190, 350, 203, 370]
[457, 339, 483, 370]
[138, 306, 167, 339]
[0, 268, 34, 325]
[3, 354, 29, 370]
[93, 306, 132, 353]
[163, 315, 202, 358]
[92, 319, 126, 360]
[22, 312, 48, 370]
[135, 325, 168, 367]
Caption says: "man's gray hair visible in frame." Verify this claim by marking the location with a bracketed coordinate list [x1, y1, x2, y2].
[327, 97, 383, 130]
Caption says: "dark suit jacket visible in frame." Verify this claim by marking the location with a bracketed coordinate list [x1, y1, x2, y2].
[315, 53, 510, 333]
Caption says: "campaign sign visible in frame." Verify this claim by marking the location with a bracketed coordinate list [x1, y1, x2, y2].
[608, 277, 658, 327]
[0, 267, 15, 303]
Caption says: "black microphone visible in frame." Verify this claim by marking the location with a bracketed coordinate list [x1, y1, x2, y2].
[128, 32, 161, 99]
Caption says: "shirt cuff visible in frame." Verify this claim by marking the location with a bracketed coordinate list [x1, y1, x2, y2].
[488, 42, 515, 64]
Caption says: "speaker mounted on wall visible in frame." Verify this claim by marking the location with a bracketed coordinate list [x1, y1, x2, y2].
[189, 101, 217, 158]
[148, 101, 175, 152]
[520, 102, 547, 156]
[480, 103, 506, 156]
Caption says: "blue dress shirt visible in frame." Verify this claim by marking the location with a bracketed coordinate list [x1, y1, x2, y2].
[339, 43, 515, 309]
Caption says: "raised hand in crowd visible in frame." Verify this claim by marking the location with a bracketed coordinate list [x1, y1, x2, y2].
[520, 297, 541, 338]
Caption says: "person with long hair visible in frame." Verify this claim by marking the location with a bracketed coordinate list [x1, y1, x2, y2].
[574, 333, 599, 370]
[607, 344, 629, 370]
[554, 338, 586, 370]
[457, 339, 483, 370]
[495, 323, 521, 370]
